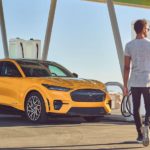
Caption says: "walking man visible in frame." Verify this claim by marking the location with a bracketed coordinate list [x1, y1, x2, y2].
[124, 19, 150, 146]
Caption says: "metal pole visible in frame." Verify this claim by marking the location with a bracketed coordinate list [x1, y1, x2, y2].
[42, 0, 57, 60]
[106, 0, 124, 78]
[0, 0, 9, 58]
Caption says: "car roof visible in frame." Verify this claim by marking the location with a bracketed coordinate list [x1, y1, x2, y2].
[0, 58, 74, 77]
[0, 58, 56, 64]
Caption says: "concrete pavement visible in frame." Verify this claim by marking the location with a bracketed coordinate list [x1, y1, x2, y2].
[0, 109, 148, 150]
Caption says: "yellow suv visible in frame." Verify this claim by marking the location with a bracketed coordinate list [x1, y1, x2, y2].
[0, 58, 111, 123]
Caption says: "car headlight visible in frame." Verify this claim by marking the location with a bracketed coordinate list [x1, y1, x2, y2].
[42, 84, 71, 92]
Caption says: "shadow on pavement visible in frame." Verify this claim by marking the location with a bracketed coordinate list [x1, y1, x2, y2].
[0, 116, 83, 127]
[0, 113, 134, 128]
[0, 142, 143, 150]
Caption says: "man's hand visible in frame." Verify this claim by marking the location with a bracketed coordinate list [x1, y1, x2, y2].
[123, 86, 129, 96]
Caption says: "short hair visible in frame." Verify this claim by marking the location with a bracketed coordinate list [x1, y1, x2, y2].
[134, 19, 147, 34]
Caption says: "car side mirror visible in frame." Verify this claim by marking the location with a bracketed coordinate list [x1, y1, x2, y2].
[72, 73, 78, 78]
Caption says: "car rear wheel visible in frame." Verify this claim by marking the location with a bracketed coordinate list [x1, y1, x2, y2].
[84, 116, 103, 122]
[25, 92, 47, 123]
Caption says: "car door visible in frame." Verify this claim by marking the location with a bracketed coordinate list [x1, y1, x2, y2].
[0, 61, 23, 106]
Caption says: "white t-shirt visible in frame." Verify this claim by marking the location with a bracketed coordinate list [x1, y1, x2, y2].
[125, 38, 150, 87]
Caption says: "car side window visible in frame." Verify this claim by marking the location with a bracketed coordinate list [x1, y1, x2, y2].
[1, 62, 22, 77]
[48, 65, 67, 77]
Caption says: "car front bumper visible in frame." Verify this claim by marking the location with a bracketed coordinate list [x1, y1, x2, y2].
[45, 89, 111, 117]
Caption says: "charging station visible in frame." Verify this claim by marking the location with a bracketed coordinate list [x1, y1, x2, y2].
[9, 38, 41, 59]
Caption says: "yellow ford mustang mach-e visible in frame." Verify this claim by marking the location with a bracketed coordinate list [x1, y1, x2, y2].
[0, 58, 111, 123]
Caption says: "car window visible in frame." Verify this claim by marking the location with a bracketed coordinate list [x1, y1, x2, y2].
[1, 62, 22, 77]
[48, 65, 68, 77]
[17, 60, 51, 77]
[0, 62, 3, 76]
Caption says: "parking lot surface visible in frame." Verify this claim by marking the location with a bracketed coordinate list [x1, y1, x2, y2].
[0, 111, 149, 150]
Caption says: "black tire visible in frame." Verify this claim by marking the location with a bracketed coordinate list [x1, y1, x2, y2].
[25, 92, 47, 123]
[84, 116, 103, 122]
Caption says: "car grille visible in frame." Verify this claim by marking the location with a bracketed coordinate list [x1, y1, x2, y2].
[71, 89, 106, 102]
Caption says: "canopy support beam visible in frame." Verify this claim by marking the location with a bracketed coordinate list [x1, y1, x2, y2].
[0, 0, 9, 58]
[42, 0, 57, 60]
[106, 0, 124, 77]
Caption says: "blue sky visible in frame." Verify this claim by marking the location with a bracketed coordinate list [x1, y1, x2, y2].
[0, 0, 150, 84]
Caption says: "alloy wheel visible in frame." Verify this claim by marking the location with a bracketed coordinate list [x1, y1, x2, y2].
[26, 96, 42, 121]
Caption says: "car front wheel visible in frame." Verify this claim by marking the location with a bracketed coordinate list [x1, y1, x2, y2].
[25, 92, 47, 123]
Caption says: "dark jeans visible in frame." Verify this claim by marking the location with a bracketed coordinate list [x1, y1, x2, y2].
[131, 87, 150, 136]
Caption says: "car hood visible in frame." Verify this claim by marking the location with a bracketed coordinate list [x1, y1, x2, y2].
[31, 77, 106, 90]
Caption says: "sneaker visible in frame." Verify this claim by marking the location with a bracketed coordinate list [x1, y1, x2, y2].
[142, 126, 150, 147]
[136, 134, 143, 144]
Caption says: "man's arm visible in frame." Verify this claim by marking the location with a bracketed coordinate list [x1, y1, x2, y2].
[123, 56, 131, 95]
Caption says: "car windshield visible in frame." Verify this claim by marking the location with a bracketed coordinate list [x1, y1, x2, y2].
[17, 60, 51, 77]
[41, 62, 74, 77]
